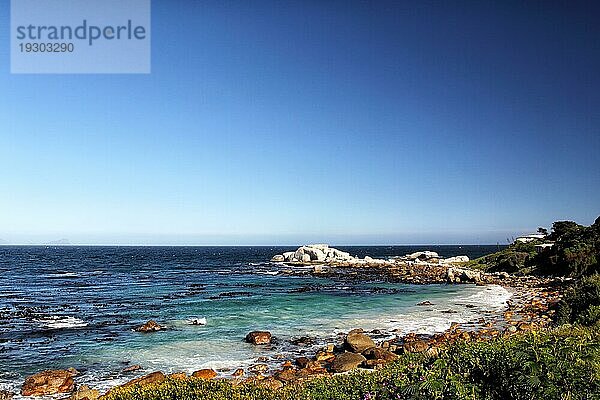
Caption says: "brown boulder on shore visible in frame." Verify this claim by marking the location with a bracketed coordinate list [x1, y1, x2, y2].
[168, 372, 188, 380]
[21, 369, 75, 396]
[331, 352, 366, 373]
[68, 385, 99, 400]
[257, 377, 284, 390]
[135, 320, 162, 332]
[0, 391, 15, 400]
[344, 330, 375, 353]
[122, 371, 166, 388]
[122, 364, 141, 373]
[191, 369, 217, 380]
[362, 347, 398, 362]
[245, 331, 272, 345]
[403, 340, 428, 353]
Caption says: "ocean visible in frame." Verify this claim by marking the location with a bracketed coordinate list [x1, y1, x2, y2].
[0, 245, 509, 394]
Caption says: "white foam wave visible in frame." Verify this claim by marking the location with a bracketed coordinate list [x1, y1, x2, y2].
[38, 316, 88, 329]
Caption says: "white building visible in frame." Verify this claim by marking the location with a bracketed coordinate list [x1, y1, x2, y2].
[515, 233, 546, 243]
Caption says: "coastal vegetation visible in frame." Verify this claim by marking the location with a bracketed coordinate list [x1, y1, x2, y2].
[466, 217, 600, 277]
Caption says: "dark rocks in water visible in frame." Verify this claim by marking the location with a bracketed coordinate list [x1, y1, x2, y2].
[21, 369, 76, 396]
[331, 352, 366, 373]
[291, 336, 315, 346]
[417, 301, 434, 306]
[289, 286, 318, 293]
[135, 320, 162, 332]
[191, 369, 217, 380]
[122, 364, 141, 373]
[344, 330, 375, 353]
[245, 331, 272, 345]
[441, 309, 458, 314]
[209, 291, 253, 300]
[122, 371, 166, 388]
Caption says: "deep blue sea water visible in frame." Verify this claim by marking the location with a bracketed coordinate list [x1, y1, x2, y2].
[0, 245, 508, 394]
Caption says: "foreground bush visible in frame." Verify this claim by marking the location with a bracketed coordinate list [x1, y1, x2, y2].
[556, 274, 600, 326]
[103, 326, 600, 400]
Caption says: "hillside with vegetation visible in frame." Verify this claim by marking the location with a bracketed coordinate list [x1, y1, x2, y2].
[466, 217, 600, 277]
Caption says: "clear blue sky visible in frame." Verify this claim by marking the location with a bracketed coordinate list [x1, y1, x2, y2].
[1, 1, 599, 245]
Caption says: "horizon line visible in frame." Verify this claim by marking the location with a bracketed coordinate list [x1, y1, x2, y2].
[0, 243, 508, 247]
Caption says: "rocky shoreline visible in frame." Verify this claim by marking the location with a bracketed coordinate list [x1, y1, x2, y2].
[3, 245, 566, 400]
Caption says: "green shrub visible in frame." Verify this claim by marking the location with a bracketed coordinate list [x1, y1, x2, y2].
[556, 274, 600, 326]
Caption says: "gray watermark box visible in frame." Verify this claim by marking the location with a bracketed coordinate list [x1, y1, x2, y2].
[11, 0, 151, 74]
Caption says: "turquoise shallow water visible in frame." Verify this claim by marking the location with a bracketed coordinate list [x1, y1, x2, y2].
[0, 245, 509, 394]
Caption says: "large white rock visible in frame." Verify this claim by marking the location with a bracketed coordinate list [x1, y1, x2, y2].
[442, 256, 469, 264]
[407, 251, 439, 261]
[303, 246, 326, 261]
[271, 255, 284, 262]
[301, 254, 311, 263]
[308, 244, 329, 251]
[282, 252, 295, 262]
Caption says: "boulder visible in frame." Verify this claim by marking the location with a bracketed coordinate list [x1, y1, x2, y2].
[122, 371, 166, 388]
[21, 370, 75, 396]
[232, 369, 244, 377]
[345, 330, 375, 353]
[135, 320, 162, 332]
[0, 391, 15, 400]
[417, 301, 434, 306]
[363, 359, 387, 370]
[68, 385, 99, 400]
[291, 336, 314, 346]
[362, 347, 398, 362]
[274, 369, 297, 382]
[303, 247, 326, 261]
[407, 251, 439, 261]
[245, 331, 272, 345]
[282, 252, 295, 262]
[331, 352, 366, 373]
[294, 248, 306, 260]
[248, 364, 269, 374]
[301, 254, 311, 263]
[257, 377, 283, 390]
[442, 256, 469, 264]
[461, 269, 481, 282]
[403, 340, 428, 353]
[122, 364, 141, 373]
[168, 372, 188, 380]
[295, 357, 310, 369]
[270, 255, 285, 262]
[191, 369, 217, 380]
